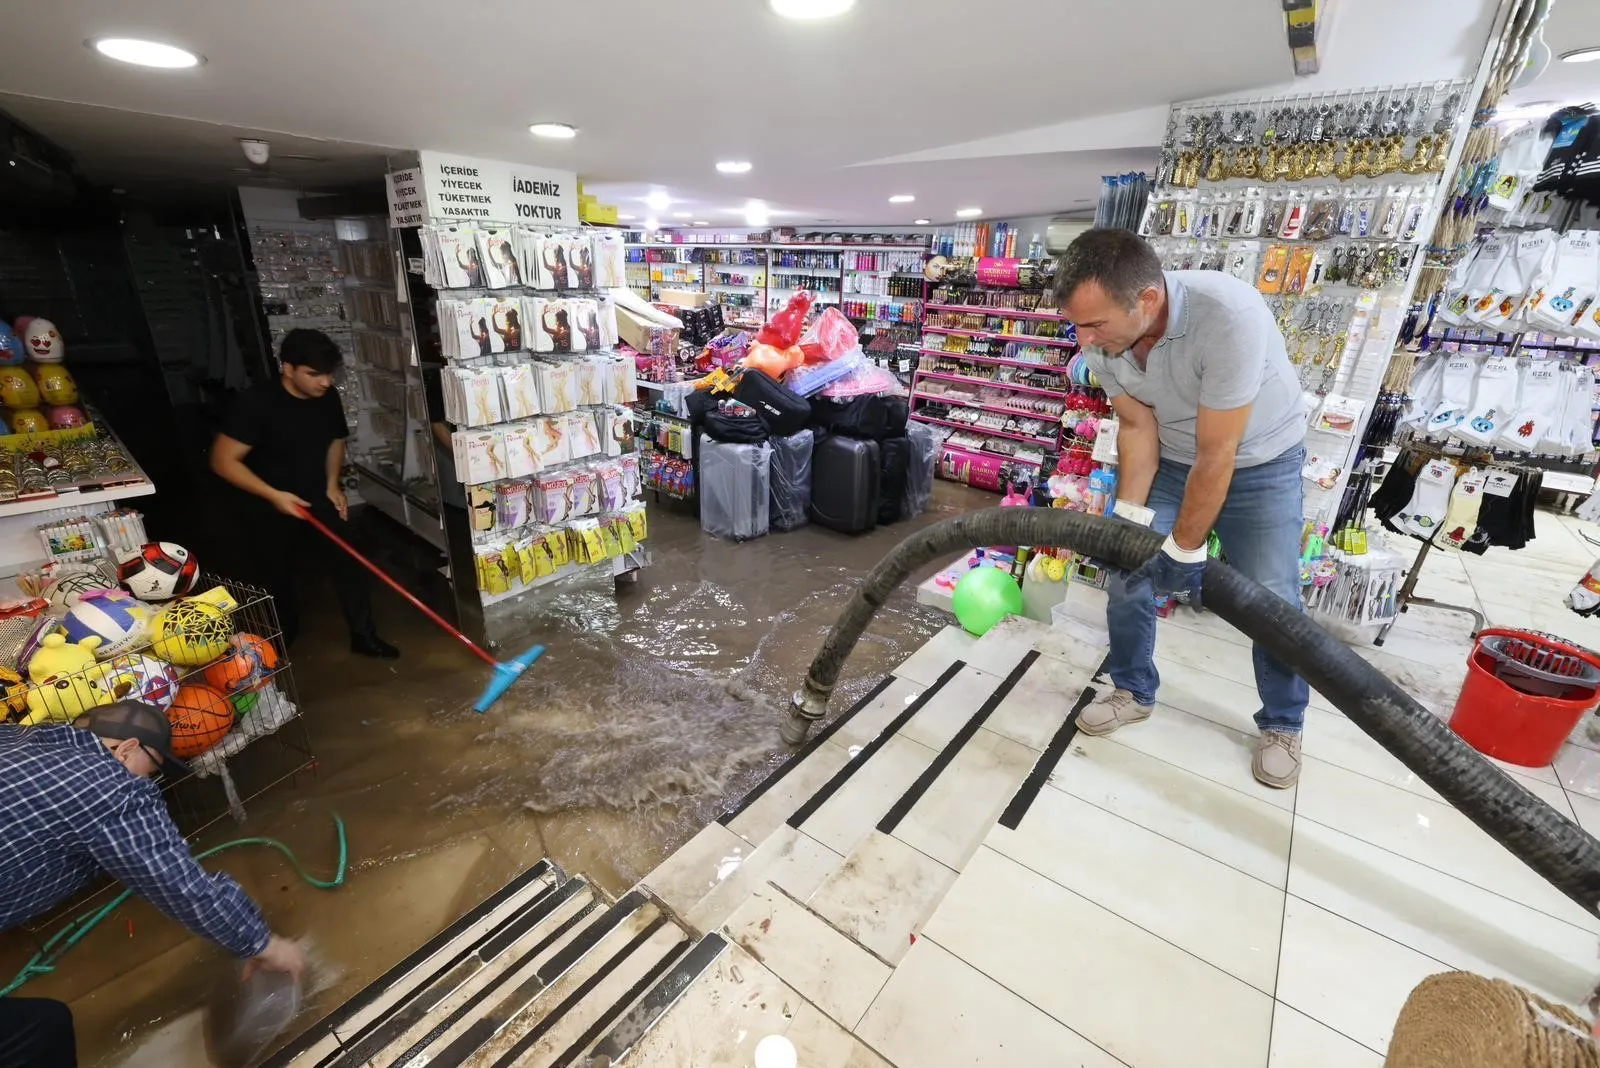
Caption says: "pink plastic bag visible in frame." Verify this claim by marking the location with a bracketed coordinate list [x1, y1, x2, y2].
[798, 308, 859, 364]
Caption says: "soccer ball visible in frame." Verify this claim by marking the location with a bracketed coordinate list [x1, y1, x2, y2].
[61, 591, 150, 659]
[117, 543, 200, 602]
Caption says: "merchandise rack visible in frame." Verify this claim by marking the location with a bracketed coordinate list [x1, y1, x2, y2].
[912, 282, 1090, 491]
[624, 240, 928, 333]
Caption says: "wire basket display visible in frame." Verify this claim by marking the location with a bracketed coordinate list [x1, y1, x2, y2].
[6, 572, 312, 837]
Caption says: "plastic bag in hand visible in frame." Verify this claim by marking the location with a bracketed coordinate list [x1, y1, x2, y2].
[797, 307, 859, 363]
[756, 291, 814, 349]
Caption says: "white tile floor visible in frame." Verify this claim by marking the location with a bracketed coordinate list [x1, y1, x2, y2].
[639, 510, 1600, 1066]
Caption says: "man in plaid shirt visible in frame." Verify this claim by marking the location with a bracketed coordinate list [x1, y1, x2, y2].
[0, 703, 304, 1067]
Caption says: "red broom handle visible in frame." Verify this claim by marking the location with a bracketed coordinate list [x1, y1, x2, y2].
[299, 510, 499, 668]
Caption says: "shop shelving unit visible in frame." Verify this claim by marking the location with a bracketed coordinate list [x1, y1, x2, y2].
[912, 296, 1082, 490]
[624, 241, 928, 335]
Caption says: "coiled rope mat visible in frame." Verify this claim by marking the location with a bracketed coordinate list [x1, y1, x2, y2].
[1386, 972, 1599, 1067]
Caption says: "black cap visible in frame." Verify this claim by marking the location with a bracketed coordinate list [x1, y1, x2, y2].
[75, 701, 190, 775]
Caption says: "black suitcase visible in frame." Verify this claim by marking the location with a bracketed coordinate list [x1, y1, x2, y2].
[877, 436, 911, 525]
[810, 434, 881, 534]
[705, 405, 768, 444]
[810, 393, 907, 440]
[734, 370, 811, 437]
[769, 429, 814, 531]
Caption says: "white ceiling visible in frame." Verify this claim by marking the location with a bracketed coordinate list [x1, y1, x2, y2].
[0, 0, 1512, 224]
[1504, 0, 1600, 109]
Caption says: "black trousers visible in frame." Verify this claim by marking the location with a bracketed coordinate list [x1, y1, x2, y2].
[240, 497, 375, 648]
[0, 998, 75, 1068]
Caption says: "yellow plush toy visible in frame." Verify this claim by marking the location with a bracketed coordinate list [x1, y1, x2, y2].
[22, 633, 111, 725]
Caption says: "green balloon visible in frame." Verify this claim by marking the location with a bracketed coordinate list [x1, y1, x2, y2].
[952, 566, 1023, 636]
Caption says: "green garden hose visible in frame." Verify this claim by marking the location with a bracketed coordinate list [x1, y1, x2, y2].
[2, 812, 348, 997]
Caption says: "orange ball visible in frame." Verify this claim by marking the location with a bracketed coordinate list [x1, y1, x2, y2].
[166, 684, 234, 757]
[201, 633, 280, 695]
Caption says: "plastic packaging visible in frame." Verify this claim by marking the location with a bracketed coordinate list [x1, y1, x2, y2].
[785, 348, 865, 396]
[207, 968, 302, 1068]
[902, 421, 939, 519]
[769, 429, 814, 531]
[797, 308, 859, 363]
[756, 292, 814, 349]
[700, 440, 772, 541]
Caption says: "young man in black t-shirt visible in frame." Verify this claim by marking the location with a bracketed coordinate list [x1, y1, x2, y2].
[211, 329, 398, 659]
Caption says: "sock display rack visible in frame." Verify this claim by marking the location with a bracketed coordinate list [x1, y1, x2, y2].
[623, 241, 928, 334]
[914, 260, 1098, 491]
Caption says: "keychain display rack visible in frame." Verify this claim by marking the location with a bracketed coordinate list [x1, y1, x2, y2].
[1143, 79, 1474, 525]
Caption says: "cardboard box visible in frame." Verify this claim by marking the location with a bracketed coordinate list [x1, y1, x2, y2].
[616, 306, 678, 355]
[581, 201, 619, 225]
[656, 288, 711, 310]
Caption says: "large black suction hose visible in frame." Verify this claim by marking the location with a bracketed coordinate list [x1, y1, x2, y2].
[785, 507, 1600, 919]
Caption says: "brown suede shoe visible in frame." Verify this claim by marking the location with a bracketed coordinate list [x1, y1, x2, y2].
[1253, 730, 1302, 789]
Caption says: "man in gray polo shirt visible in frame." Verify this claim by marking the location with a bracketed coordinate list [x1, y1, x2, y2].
[1055, 228, 1310, 788]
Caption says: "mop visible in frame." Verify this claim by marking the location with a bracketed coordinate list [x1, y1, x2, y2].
[298, 511, 544, 712]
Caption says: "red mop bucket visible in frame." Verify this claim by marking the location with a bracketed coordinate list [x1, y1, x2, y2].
[1449, 629, 1600, 767]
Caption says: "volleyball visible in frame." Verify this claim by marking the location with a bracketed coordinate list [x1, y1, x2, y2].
[60, 591, 149, 660]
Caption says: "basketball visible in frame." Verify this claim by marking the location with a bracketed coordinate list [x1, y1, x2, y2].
[166, 684, 234, 757]
[149, 598, 233, 666]
[202, 633, 280, 695]
[45, 569, 116, 617]
[98, 653, 181, 710]
[117, 542, 200, 602]
[61, 590, 149, 659]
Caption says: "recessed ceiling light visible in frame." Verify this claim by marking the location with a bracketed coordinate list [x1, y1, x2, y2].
[1561, 47, 1600, 63]
[528, 122, 577, 139]
[672, 211, 693, 219]
[956, 207, 983, 218]
[770, 0, 856, 19]
[89, 37, 202, 69]
[643, 217, 660, 231]
[888, 194, 916, 204]
[716, 160, 753, 174]
[693, 220, 709, 226]
[645, 191, 672, 211]
[618, 213, 636, 220]
[914, 218, 931, 226]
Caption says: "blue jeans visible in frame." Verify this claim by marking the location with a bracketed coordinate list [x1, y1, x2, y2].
[1105, 446, 1310, 733]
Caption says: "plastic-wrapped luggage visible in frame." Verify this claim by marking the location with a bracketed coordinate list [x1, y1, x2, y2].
[810, 435, 881, 534]
[903, 420, 939, 518]
[878, 436, 911, 525]
[700, 439, 771, 541]
[769, 429, 814, 532]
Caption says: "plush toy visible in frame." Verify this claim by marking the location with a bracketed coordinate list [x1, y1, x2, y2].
[21, 633, 110, 724]
[8, 409, 46, 434]
[33, 364, 76, 406]
[46, 406, 86, 430]
[0, 369, 39, 410]
[741, 344, 805, 379]
[22, 319, 63, 363]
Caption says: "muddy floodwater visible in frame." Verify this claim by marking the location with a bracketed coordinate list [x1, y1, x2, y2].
[0, 483, 991, 1066]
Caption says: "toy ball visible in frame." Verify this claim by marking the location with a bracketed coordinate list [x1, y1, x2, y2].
[150, 598, 233, 666]
[117, 542, 200, 602]
[61, 590, 150, 659]
[0, 324, 21, 366]
[232, 691, 260, 716]
[951, 566, 1024, 637]
[203, 632, 280, 696]
[0, 369, 39, 410]
[98, 653, 180, 710]
[33, 365, 76, 406]
[45, 570, 116, 617]
[0, 666, 27, 721]
[45, 405, 85, 430]
[8, 409, 46, 434]
[166, 683, 235, 757]
[22, 319, 63, 363]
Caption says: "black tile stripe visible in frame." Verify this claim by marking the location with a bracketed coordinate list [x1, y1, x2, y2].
[547, 937, 693, 1067]
[330, 879, 573, 1067]
[487, 915, 672, 1068]
[585, 933, 728, 1063]
[718, 675, 895, 826]
[878, 651, 1040, 836]
[536, 891, 648, 985]
[259, 858, 552, 1068]
[786, 660, 967, 831]
[390, 887, 599, 1068]
[997, 678, 1100, 830]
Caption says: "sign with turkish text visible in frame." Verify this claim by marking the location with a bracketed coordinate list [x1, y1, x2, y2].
[400, 151, 579, 227]
[386, 168, 425, 228]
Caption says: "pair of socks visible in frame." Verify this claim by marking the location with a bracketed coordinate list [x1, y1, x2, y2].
[1393, 459, 1459, 540]
[1425, 355, 1483, 435]
[1453, 357, 1520, 445]
[1435, 468, 1488, 552]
